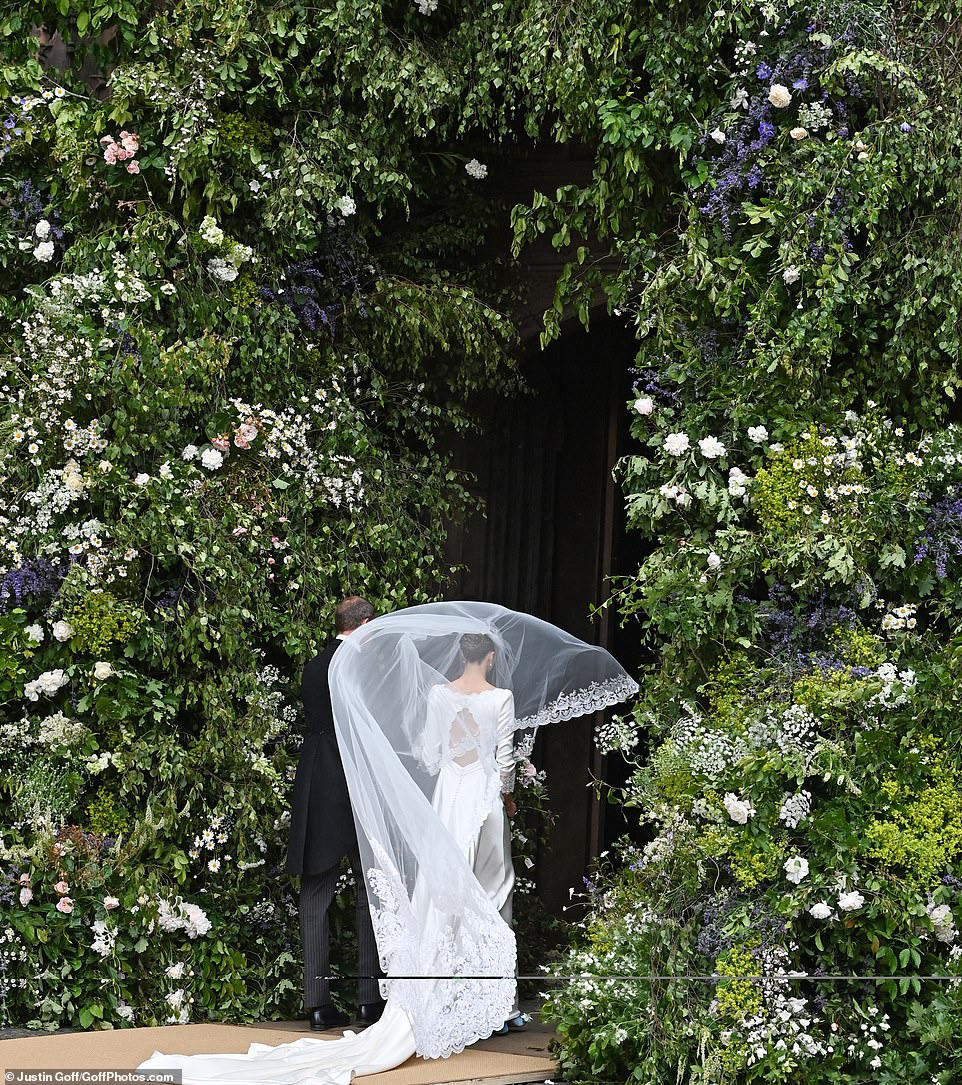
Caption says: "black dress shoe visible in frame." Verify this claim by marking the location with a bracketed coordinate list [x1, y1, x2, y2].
[357, 1000, 385, 1026]
[309, 1004, 350, 1030]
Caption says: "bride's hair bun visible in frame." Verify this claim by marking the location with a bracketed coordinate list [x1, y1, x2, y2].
[459, 632, 495, 663]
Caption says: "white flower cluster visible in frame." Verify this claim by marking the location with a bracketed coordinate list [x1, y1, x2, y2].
[198, 216, 224, 245]
[746, 703, 817, 756]
[728, 465, 751, 498]
[740, 992, 830, 1067]
[671, 708, 749, 780]
[156, 896, 212, 939]
[797, 101, 833, 132]
[594, 713, 640, 753]
[188, 812, 230, 868]
[36, 711, 87, 749]
[844, 1004, 890, 1070]
[18, 218, 56, 262]
[208, 242, 254, 283]
[659, 482, 692, 507]
[464, 157, 488, 179]
[778, 790, 811, 829]
[880, 602, 917, 634]
[24, 668, 69, 702]
[90, 918, 117, 957]
[335, 195, 356, 217]
[926, 900, 958, 944]
[866, 662, 916, 709]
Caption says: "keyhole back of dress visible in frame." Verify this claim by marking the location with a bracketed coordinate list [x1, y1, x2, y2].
[450, 706, 481, 766]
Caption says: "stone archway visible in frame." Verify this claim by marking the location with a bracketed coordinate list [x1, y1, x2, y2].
[445, 316, 646, 912]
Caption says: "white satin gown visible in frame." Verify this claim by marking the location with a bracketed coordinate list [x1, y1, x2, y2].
[137, 685, 517, 1085]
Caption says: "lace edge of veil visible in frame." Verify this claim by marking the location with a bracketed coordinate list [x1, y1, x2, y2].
[515, 673, 639, 731]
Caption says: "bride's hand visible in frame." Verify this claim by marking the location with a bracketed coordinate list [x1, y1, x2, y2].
[502, 793, 517, 818]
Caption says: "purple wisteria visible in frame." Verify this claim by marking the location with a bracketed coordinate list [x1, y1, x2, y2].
[914, 491, 962, 579]
[0, 557, 66, 613]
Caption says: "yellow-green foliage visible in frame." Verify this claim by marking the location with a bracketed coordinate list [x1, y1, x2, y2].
[866, 759, 962, 887]
[650, 740, 696, 805]
[728, 838, 785, 891]
[64, 592, 144, 656]
[752, 435, 864, 534]
[715, 944, 763, 1021]
[831, 621, 885, 667]
[85, 786, 129, 838]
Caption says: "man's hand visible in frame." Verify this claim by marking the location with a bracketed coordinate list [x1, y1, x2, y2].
[502, 792, 517, 818]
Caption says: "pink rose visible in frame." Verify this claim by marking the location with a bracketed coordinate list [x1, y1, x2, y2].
[120, 131, 140, 153]
[103, 896, 120, 910]
[266, 557, 276, 566]
[99, 135, 114, 145]
[522, 759, 537, 779]
[126, 160, 140, 175]
[54, 880, 69, 895]
[211, 436, 230, 452]
[56, 896, 74, 914]
[19, 887, 33, 906]
[103, 144, 119, 165]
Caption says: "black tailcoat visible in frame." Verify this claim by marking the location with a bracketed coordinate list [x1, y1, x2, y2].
[286, 641, 356, 875]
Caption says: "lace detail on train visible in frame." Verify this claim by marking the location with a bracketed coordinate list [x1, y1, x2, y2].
[515, 674, 639, 730]
[366, 841, 515, 1060]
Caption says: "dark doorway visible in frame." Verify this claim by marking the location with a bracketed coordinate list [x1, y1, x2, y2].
[445, 317, 646, 912]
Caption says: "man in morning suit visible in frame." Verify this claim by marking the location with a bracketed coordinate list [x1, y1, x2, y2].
[286, 595, 384, 1030]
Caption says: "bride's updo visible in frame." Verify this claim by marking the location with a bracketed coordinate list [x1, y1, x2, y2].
[459, 632, 495, 663]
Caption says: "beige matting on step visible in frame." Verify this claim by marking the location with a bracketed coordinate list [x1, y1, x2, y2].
[0, 1023, 558, 1085]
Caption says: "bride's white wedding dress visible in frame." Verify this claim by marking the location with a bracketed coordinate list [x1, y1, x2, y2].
[138, 685, 517, 1085]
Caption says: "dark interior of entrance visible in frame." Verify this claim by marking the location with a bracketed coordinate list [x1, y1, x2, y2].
[445, 318, 647, 913]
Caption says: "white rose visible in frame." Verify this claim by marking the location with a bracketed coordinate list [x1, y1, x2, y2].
[709, 128, 726, 144]
[182, 445, 199, 461]
[707, 551, 723, 570]
[747, 425, 769, 443]
[722, 792, 754, 824]
[698, 435, 727, 459]
[165, 961, 186, 980]
[34, 219, 51, 239]
[633, 396, 654, 416]
[809, 902, 834, 920]
[104, 896, 120, 910]
[25, 624, 45, 644]
[768, 84, 792, 108]
[783, 855, 810, 884]
[93, 661, 114, 681]
[790, 127, 809, 140]
[19, 887, 33, 906]
[335, 196, 356, 217]
[782, 265, 801, 285]
[837, 890, 865, 911]
[663, 432, 691, 456]
[200, 448, 224, 471]
[52, 620, 73, 642]
[133, 473, 150, 486]
[116, 1002, 134, 1021]
[33, 240, 55, 262]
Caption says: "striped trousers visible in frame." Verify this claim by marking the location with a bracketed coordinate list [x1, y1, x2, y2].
[300, 845, 382, 1008]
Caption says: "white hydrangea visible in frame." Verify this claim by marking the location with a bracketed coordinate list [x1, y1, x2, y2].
[25, 623, 45, 644]
[809, 901, 834, 920]
[464, 158, 488, 179]
[415, 0, 439, 11]
[198, 216, 225, 246]
[778, 789, 812, 829]
[35, 219, 51, 239]
[335, 195, 356, 217]
[33, 241, 55, 262]
[747, 425, 769, 443]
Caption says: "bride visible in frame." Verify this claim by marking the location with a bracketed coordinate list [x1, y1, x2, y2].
[139, 602, 637, 1084]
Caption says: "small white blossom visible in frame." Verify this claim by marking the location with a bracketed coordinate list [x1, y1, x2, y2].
[707, 551, 723, 571]
[709, 127, 726, 144]
[464, 158, 488, 180]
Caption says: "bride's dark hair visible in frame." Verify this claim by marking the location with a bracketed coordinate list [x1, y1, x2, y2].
[459, 632, 495, 663]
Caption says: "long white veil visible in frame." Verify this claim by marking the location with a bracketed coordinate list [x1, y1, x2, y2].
[329, 601, 638, 1058]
